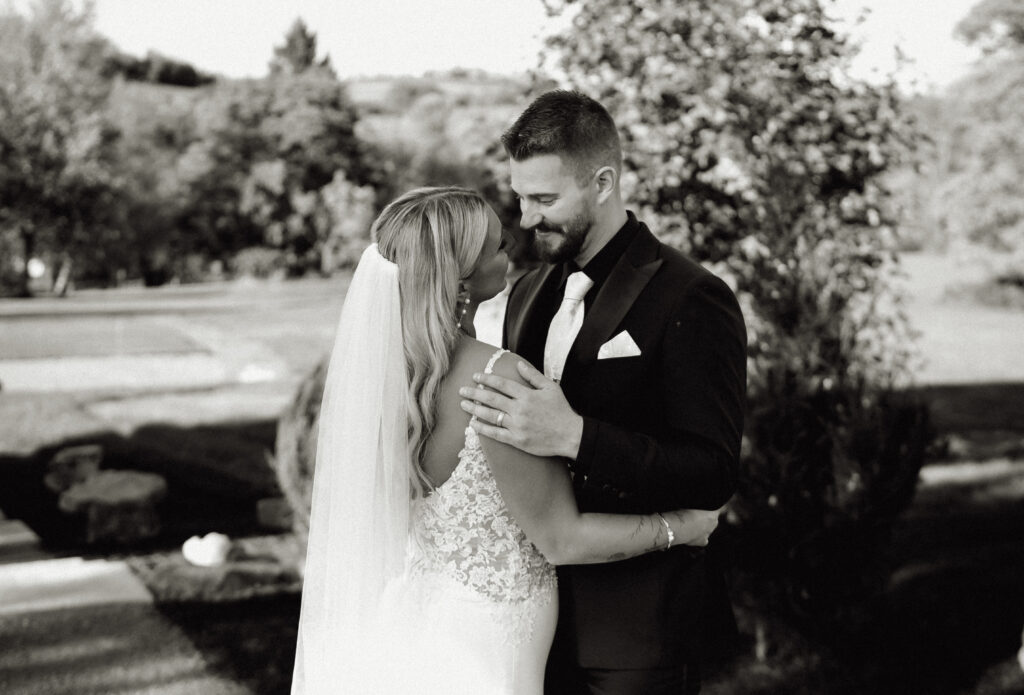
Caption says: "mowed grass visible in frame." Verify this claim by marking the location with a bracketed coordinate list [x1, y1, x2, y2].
[0, 276, 348, 449]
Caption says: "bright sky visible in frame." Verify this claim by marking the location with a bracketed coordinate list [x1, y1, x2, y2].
[832, 0, 982, 92]
[77, 0, 982, 92]
[89, 0, 553, 79]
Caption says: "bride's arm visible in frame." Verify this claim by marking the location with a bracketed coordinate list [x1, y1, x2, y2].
[476, 354, 719, 566]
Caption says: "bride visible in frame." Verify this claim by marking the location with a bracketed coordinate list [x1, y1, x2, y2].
[291, 186, 720, 694]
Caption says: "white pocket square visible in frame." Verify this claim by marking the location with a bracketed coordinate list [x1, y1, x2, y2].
[597, 331, 641, 359]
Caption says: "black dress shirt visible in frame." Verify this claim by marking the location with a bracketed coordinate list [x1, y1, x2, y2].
[534, 212, 641, 352]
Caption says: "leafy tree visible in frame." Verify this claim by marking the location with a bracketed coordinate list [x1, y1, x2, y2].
[944, 1, 1023, 270]
[175, 65, 375, 274]
[932, 61, 1024, 259]
[538, 0, 929, 634]
[103, 81, 206, 285]
[893, 0, 1024, 281]
[955, 0, 1024, 53]
[0, 0, 122, 295]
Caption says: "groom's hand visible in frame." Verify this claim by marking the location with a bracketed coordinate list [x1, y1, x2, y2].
[459, 360, 583, 460]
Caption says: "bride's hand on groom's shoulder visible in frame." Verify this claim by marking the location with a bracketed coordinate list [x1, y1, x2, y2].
[459, 360, 583, 460]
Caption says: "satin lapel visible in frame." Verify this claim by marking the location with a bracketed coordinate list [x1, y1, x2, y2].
[568, 227, 663, 370]
[506, 263, 561, 355]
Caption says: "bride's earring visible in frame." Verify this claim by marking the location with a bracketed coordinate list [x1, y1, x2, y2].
[456, 289, 471, 330]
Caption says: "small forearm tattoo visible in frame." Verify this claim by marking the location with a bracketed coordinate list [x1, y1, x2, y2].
[599, 516, 665, 563]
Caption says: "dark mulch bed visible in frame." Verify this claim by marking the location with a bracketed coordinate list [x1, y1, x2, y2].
[0, 418, 280, 555]
[155, 594, 301, 695]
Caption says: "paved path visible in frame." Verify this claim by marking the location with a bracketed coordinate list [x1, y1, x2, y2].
[0, 512, 250, 694]
[0, 601, 250, 695]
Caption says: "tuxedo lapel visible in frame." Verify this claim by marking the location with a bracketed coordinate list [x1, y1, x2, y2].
[506, 263, 561, 357]
[566, 226, 662, 375]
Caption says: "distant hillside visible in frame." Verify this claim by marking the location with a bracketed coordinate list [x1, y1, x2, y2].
[346, 70, 529, 110]
[346, 71, 530, 163]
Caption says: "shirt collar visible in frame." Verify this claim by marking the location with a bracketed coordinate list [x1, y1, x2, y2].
[561, 211, 640, 290]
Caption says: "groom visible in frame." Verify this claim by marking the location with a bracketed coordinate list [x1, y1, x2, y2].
[463, 90, 747, 694]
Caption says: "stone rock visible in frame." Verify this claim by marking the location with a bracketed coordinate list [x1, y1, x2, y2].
[58, 470, 167, 545]
[256, 497, 294, 532]
[44, 444, 103, 494]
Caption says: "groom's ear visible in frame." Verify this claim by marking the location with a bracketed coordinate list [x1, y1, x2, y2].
[593, 165, 617, 203]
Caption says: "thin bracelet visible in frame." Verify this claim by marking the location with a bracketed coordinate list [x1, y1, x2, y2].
[656, 513, 674, 551]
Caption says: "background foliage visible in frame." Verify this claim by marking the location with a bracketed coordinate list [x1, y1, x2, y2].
[0, 0, 122, 295]
[892, 0, 1024, 293]
[1, 3, 510, 293]
[536, 0, 930, 638]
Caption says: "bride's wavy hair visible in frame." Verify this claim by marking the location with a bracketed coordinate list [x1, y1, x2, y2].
[372, 186, 489, 496]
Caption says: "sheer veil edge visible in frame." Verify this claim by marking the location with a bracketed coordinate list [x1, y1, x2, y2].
[291, 244, 411, 694]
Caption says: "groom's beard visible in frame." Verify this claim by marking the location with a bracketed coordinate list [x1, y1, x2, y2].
[531, 208, 591, 264]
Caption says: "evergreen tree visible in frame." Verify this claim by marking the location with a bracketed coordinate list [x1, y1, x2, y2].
[269, 18, 334, 77]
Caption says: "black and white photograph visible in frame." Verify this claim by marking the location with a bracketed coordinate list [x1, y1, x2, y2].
[1, 1, 1022, 693]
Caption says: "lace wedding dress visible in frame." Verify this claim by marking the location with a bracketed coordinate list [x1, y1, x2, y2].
[352, 349, 558, 694]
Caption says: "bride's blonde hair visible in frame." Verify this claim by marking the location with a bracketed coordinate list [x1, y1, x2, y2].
[372, 186, 490, 496]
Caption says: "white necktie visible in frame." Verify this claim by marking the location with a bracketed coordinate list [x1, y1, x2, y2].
[544, 271, 594, 383]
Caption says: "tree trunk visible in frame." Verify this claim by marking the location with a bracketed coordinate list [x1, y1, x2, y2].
[53, 253, 73, 297]
[17, 226, 34, 298]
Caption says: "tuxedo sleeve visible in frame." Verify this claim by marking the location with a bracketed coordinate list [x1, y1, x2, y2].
[573, 273, 747, 510]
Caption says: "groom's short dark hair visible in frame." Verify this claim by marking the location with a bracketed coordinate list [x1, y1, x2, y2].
[501, 90, 622, 183]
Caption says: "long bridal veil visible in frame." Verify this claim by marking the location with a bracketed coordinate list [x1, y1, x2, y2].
[291, 244, 411, 694]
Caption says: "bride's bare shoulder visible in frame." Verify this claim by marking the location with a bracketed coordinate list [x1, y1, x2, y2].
[449, 337, 505, 376]
[451, 339, 532, 384]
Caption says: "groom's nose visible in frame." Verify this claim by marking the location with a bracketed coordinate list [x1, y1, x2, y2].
[519, 202, 542, 230]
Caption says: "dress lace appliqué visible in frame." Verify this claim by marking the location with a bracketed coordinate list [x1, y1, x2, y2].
[409, 349, 557, 645]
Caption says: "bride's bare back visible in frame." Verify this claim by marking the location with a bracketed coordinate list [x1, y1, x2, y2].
[420, 337, 502, 488]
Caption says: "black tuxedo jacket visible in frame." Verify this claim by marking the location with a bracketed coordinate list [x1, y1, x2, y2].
[503, 219, 747, 670]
